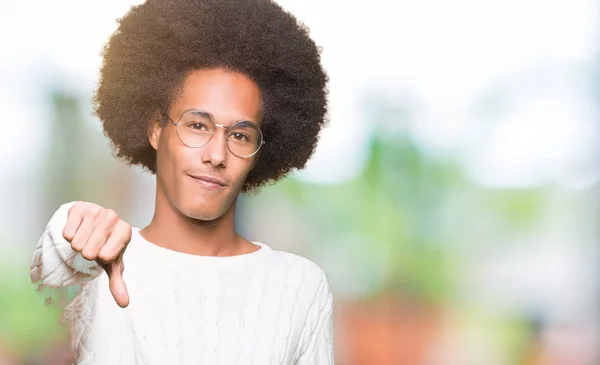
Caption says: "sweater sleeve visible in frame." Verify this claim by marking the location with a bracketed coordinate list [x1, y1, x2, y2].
[30, 201, 103, 288]
[294, 270, 335, 365]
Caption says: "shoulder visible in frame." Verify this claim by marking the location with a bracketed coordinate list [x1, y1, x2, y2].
[262, 244, 332, 303]
[266, 245, 327, 278]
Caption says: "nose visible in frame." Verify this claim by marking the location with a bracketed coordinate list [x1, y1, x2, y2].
[200, 128, 228, 167]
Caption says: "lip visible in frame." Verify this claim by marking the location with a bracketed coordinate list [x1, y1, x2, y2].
[187, 173, 227, 190]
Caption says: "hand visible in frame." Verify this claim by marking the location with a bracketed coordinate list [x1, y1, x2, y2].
[62, 202, 131, 308]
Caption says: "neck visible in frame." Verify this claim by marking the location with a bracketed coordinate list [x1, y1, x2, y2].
[141, 184, 244, 257]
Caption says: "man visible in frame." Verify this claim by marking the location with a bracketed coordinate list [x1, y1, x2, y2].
[30, 0, 333, 363]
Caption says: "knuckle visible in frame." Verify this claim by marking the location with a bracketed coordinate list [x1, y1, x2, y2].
[71, 241, 84, 252]
[68, 203, 84, 220]
[105, 209, 119, 223]
[83, 209, 96, 221]
[80, 248, 96, 261]
[68, 202, 80, 215]
[62, 227, 73, 241]
[89, 204, 102, 218]
[123, 224, 132, 241]
[97, 250, 116, 263]
[114, 221, 132, 242]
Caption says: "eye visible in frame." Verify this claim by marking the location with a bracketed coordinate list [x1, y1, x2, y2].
[230, 132, 250, 142]
[185, 121, 210, 132]
[191, 123, 207, 130]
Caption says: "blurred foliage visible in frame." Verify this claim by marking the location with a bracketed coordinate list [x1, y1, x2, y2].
[481, 190, 545, 224]
[271, 132, 463, 303]
[0, 250, 68, 359]
[250, 97, 550, 308]
[0, 90, 93, 360]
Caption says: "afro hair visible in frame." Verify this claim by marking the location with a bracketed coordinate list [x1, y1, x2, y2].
[93, 0, 328, 191]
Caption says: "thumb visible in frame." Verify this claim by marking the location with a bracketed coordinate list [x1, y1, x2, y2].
[105, 260, 130, 308]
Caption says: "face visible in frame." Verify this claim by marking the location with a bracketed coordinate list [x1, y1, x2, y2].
[149, 68, 263, 221]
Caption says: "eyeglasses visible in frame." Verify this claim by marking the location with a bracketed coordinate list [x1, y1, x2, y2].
[163, 109, 265, 158]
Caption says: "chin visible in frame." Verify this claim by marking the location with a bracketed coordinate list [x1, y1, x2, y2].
[178, 197, 231, 222]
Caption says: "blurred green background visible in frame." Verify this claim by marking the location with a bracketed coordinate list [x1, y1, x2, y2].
[1, 0, 599, 364]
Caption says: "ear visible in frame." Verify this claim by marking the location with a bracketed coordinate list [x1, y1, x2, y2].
[148, 115, 163, 151]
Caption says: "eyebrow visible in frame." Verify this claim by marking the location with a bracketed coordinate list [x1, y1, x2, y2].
[179, 108, 259, 125]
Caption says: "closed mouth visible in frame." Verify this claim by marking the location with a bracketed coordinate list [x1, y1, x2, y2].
[187, 174, 227, 187]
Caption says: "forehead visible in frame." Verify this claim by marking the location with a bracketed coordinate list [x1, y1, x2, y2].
[171, 68, 263, 125]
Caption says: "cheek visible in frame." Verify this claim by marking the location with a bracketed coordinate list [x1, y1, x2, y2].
[157, 132, 186, 187]
[230, 158, 256, 186]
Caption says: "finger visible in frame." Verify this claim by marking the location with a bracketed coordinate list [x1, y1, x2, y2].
[63, 203, 85, 242]
[106, 260, 129, 308]
[81, 210, 119, 261]
[98, 220, 131, 263]
[70, 208, 101, 252]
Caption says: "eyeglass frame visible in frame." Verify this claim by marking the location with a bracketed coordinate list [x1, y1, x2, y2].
[161, 109, 266, 158]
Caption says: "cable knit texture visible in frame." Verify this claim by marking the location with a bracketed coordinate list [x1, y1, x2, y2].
[30, 202, 334, 365]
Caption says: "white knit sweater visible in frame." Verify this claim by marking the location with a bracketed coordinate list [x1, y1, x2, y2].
[30, 202, 334, 365]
